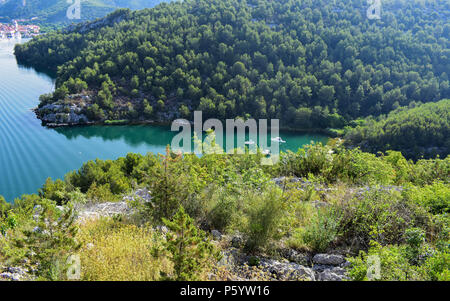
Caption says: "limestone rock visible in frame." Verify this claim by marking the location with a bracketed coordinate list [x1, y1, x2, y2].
[211, 230, 222, 241]
[313, 254, 345, 266]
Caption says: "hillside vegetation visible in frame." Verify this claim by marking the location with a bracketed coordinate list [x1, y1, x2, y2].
[344, 99, 450, 160]
[0, 0, 168, 24]
[14, 0, 450, 131]
[0, 142, 449, 280]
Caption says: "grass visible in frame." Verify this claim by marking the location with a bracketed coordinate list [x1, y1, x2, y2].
[77, 218, 172, 281]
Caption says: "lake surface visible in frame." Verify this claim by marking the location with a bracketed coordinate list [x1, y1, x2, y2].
[0, 40, 328, 202]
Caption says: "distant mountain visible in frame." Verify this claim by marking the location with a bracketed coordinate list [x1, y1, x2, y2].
[0, 0, 169, 24]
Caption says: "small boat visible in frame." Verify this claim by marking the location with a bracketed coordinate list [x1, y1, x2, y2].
[271, 137, 286, 143]
[245, 139, 255, 145]
[261, 149, 271, 156]
[173, 119, 190, 126]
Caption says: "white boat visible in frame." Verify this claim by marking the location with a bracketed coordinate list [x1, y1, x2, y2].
[271, 137, 286, 143]
[173, 119, 190, 126]
[245, 139, 255, 145]
[261, 149, 271, 155]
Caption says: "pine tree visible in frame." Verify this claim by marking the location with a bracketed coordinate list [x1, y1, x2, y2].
[14, 201, 81, 280]
[161, 206, 220, 281]
[146, 146, 188, 221]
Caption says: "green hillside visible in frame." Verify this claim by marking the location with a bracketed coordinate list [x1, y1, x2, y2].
[0, 0, 169, 24]
[344, 99, 450, 159]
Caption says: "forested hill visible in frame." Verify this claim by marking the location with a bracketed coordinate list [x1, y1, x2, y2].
[0, 0, 169, 24]
[344, 99, 450, 160]
[14, 0, 450, 131]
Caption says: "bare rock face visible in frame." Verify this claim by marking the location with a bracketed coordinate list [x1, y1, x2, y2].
[317, 267, 349, 281]
[76, 188, 151, 223]
[123, 188, 152, 203]
[284, 249, 311, 266]
[313, 254, 345, 266]
[0, 266, 32, 281]
[76, 201, 132, 222]
[259, 259, 316, 281]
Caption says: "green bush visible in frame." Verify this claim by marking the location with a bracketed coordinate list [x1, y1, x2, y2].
[403, 182, 450, 215]
[423, 249, 450, 281]
[277, 143, 395, 185]
[302, 206, 341, 253]
[13, 201, 81, 280]
[0, 196, 11, 219]
[340, 189, 430, 249]
[347, 243, 424, 281]
[347, 241, 449, 281]
[244, 186, 285, 253]
[205, 187, 239, 232]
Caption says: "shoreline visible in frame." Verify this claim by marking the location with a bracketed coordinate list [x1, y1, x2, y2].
[43, 119, 337, 137]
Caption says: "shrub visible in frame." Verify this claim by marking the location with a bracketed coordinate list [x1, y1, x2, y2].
[13, 201, 80, 280]
[244, 186, 285, 252]
[423, 249, 450, 281]
[159, 206, 220, 281]
[340, 189, 430, 249]
[86, 182, 120, 203]
[276, 143, 396, 185]
[347, 242, 426, 281]
[205, 187, 239, 232]
[409, 157, 450, 186]
[403, 182, 450, 215]
[0, 196, 11, 219]
[302, 206, 341, 252]
[347, 241, 449, 281]
[404, 227, 426, 264]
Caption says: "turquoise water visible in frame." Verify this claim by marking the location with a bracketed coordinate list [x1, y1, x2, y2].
[0, 40, 328, 202]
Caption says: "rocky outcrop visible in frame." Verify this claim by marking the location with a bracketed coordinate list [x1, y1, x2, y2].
[123, 188, 152, 203]
[316, 267, 348, 281]
[75, 188, 151, 222]
[313, 253, 345, 265]
[37, 101, 90, 126]
[216, 241, 349, 281]
[0, 266, 33, 281]
[259, 259, 316, 281]
[76, 201, 133, 223]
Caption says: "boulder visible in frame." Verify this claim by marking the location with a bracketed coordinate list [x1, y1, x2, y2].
[318, 270, 344, 281]
[211, 230, 222, 241]
[285, 249, 310, 265]
[313, 254, 345, 266]
[259, 259, 315, 281]
[231, 235, 244, 248]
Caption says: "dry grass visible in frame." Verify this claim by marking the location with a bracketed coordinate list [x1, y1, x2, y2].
[77, 218, 172, 281]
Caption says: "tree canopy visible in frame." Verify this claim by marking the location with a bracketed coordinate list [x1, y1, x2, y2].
[344, 99, 450, 160]
[14, 0, 450, 130]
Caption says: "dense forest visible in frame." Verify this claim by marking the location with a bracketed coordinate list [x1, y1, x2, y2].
[14, 0, 450, 132]
[0, 0, 169, 24]
[345, 99, 450, 159]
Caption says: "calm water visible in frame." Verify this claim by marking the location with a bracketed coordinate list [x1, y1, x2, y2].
[0, 40, 328, 201]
